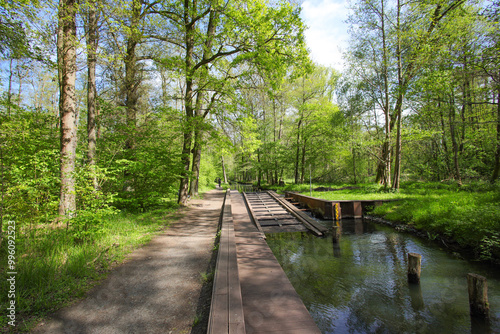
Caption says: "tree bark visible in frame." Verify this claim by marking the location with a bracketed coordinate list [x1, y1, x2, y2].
[300, 139, 306, 184]
[0, 145, 4, 247]
[439, 101, 451, 177]
[189, 116, 202, 196]
[392, 0, 403, 190]
[178, 0, 196, 206]
[449, 94, 462, 186]
[58, 0, 78, 219]
[294, 118, 301, 184]
[122, 0, 142, 194]
[221, 155, 227, 184]
[491, 85, 500, 184]
[257, 150, 261, 187]
[86, 1, 98, 190]
[7, 59, 13, 116]
[352, 144, 357, 184]
[381, 0, 391, 188]
[187, 3, 217, 198]
[124, 1, 140, 156]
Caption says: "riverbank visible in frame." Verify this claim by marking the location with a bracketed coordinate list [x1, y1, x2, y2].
[266, 181, 500, 263]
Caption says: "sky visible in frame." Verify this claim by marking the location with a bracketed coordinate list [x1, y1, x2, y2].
[300, 0, 350, 71]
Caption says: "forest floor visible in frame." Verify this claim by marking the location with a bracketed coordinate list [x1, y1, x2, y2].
[30, 189, 223, 334]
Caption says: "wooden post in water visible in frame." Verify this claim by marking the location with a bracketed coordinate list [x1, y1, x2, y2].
[333, 202, 341, 221]
[467, 273, 489, 318]
[332, 222, 341, 258]
[407, 253, 421, 284]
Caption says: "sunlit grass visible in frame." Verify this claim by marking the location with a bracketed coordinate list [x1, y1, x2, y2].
[0, 208, 178, 331]
[267, 180, 500, 261]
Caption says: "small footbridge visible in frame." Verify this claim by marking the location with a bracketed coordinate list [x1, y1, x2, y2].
[207, 189, 397, 333]
[208, 190, 322, 334]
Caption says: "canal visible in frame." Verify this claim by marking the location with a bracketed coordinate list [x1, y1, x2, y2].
[266, 219, 500, 333]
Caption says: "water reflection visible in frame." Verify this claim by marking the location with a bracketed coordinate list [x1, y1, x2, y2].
[332, 222, 341, 258]
[266, 219, 500, 334]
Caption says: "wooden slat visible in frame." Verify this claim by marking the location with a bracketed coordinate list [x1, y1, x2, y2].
[267, 191, 327, 236]
[208, 191, 246, 334]
[259, 219, 302, 226]
[254, 214, 295, 220]
[242, 192, 266, 238]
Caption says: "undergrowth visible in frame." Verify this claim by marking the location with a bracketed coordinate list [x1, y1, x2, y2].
[0, 206, 179, 332]
[370, 182, 500, 261]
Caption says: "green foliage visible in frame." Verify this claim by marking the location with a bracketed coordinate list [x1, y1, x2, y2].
[200, 271, 214, 283]
[0, 104, 59, 224]
[96, 103, 183, 212]
[198, 151, 219, 193]
[0, 210, 176, 331]
[371, 182, 500, 260]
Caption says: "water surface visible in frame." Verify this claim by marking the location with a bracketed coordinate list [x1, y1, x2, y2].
[266, 219, 500, 333]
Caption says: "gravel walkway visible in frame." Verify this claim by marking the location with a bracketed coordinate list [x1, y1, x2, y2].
[32, 189, 223, 334]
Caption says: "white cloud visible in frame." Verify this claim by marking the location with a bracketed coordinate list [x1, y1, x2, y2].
[301, 0, 350, 71]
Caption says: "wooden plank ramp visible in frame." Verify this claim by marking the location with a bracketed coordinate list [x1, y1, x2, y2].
[230, 190, 321, 334]
[243, 191, 326, 236]
[266, 190, 327, 236]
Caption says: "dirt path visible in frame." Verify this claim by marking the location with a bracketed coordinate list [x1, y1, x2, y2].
[32, 189, 224, 334]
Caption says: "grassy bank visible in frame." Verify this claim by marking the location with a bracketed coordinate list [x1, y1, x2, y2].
[267, 181, 500, 262]
[0, 206, 180, 332]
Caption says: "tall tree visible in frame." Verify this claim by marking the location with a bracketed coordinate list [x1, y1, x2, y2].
[84, 0, 99, 190]
[149, 0, 308, 205]
[57, 0, 78, 219]
[291, 66, 335, 184]
[346, 0, 467, 189]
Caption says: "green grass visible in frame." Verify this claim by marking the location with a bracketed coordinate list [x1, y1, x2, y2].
[269, 180, 500, 261]
[0, 207, 180, 332]
[370, 183, 500, 261]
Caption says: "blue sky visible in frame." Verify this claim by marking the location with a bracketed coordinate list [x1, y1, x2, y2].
[300, 0, 350, 71]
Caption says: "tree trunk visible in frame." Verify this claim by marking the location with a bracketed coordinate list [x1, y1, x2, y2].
[189, 119, 202, 196]
[0, 145, 4, 247]
[374, 0, 391, 187]
[392, 0, 403, 190]
[491, 86, 500, 184]
[352, 145, 357, 184]
[300, 139, 306, 184]
[7, 59, 13, 116]
[16, 64, 23, 107]
[125, 39, 138, 154]
[178, 1, 195, 206]
[86, 2, 98, 191]
[295, 118, 301, 184]
[178, 129, 193, 205]
[183, 1, 217, 200]
[122, 0, 141, 194]
[449, 94, 462, 186]
[58, 0, 78, 219]
[381, 0, 391, 188]
[222, 155, 227, 184]
[439, 101, 452, 177]
[393, 112, 402, 189]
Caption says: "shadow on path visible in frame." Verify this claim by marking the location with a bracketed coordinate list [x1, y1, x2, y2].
[32, 189, 224, 334]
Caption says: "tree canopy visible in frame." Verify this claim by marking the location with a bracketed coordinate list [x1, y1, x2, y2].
[0, 0, 498, 233]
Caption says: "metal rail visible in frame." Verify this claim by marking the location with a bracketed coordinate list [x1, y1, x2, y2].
[242, 191, 326, 236]
[266, 190, 327, 236]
